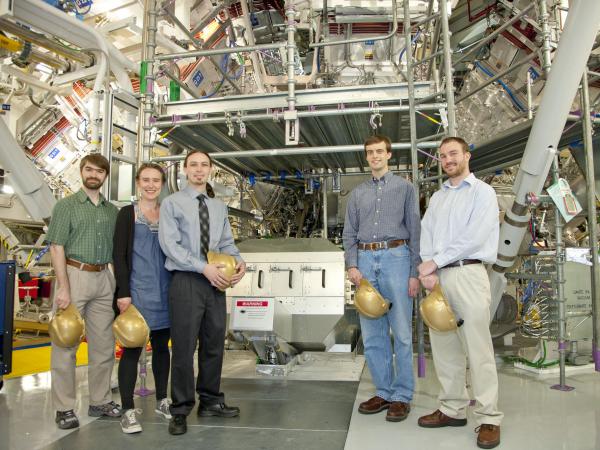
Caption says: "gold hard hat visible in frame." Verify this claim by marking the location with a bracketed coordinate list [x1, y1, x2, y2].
[49, 303, 85, 348]
[113, 305, 149, 348]
[420, 283, 459, 332]
[207, 251, 236, 291]
[354, 279, 390, 319]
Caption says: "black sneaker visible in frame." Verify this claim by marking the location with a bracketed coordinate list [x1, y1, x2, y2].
[198, 403, 240, 418]
[56, 410, 79, 430]
[168, 414, 187, 435]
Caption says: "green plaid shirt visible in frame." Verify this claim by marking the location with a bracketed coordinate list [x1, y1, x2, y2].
[46, 189, 118, 264]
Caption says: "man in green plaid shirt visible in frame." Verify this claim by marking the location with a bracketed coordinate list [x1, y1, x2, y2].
[46, 154, 121, 430]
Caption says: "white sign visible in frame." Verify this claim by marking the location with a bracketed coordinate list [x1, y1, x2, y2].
[230, 297, 274, 331]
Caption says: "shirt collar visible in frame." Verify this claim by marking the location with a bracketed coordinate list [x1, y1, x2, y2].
[372, 171, 392, 185]
[183, 184, 209, 200]
[76, 189, 107, 205]
[442, 172, 476, 190]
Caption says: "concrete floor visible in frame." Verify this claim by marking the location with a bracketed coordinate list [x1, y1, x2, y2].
[1, 351, 600, 450]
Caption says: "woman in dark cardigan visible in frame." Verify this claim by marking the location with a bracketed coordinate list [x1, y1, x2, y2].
[113, 163, 171, 434]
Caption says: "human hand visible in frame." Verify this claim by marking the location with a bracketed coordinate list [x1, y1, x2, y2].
[55, 286, 72, 309]
[347, 267, 362, 286]
[203, 263, 230, 290]
[420, 274, 439, 291]
[408, 277, 420, 297]
[418, 260, 438, 278]
[117, 297, 132, 313]
[230, 261, 246, 285]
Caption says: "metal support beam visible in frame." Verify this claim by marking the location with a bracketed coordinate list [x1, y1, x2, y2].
[439, 0, 456, 135]
[580, 71, 600, 372]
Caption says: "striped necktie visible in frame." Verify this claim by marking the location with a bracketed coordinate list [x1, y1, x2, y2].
[198, 195, 210, 257]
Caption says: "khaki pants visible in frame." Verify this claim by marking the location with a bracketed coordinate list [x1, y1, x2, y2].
[430, 264, 504, 426]
[51, 266, 116, 412]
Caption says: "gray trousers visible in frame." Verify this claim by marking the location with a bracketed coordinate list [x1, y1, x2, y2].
[51, 266, 116, 412]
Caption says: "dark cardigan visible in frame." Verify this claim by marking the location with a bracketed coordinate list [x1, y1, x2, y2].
[112, 204, 135, 313]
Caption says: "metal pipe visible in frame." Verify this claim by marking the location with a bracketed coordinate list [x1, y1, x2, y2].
[426, 14, 441, 80]
[456, 52, 537, 104]
[526, 69, 533, 120]
[539, 0, 553, 74]
[453, 3, 535, 66]
[0, 18, 93, 65]
[151, 142, 441, 162]
[439, 0, 456, 135]
[139, 0, 158, 162]
[580, 70, 600, 372]
[322, 176, 328, 239]
[550, 156, 572, 391]
[310, 0, 397, 48]
[403, 0, 425, 379]
[413, 49, 444, 67]
[414, 11, 440, 28]
[287, 4, 297, 112]
[155, 42, 286, 60]
[154, 103, 447, 127]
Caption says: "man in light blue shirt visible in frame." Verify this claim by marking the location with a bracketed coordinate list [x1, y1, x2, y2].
[159, 150, 246, 436]
[418, 137, 503, 449]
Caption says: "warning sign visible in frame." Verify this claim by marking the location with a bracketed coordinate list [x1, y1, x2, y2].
[230, 297, 274, 331]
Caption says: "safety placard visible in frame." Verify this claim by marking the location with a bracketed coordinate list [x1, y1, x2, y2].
[230, 298, 274, 331]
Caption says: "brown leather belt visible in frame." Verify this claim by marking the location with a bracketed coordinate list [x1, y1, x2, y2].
[441, 259, 482, 269]
[358, 239, 407, 251]
[66, 258, 108, 272]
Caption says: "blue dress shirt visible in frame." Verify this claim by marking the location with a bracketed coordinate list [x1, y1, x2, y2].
[159, 185, 242, 274]
[420, 173, 499, 268]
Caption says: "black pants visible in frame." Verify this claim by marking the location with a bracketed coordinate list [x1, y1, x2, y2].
[169, 271, 226, 416]
[118, 328, 171, 410]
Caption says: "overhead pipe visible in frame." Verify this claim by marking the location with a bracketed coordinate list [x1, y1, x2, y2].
[155, 42, 286, 60]
[0, 18, 93, 66]
[151, 141, 440, 162]
[153, 102, 447, 127]
[490, 0, 600, 318]
[310, 0, 398, 48]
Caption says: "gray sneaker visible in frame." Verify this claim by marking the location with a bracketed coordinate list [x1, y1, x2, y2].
[155, 398, 172, 419]
[120, 409, 142, 434]
[88, 401, 123, 417]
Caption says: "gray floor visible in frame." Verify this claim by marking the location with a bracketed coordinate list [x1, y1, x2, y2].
[2, 351, 600, 450]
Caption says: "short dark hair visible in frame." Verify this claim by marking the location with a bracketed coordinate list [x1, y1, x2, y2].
[136, 162, 166, 183]
[364, 135, 392, 154]
[80, 153, 110, 174]
[439, 136, 470, 153]
[184, 150, 213, 167]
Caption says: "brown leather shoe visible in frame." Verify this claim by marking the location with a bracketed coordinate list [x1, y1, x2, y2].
[418, 409, 467, 428]
[385, 401, 410, 422]
[476, 424, 500, 449]
[358, 396, 390, 414]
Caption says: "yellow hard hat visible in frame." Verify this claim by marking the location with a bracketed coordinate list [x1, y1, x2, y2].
[207, 251, 236, 291]
[49, 303, 85, 348]
[354, 279, 390, 319]
[419, 283, 461, 332]
[113, 305, 149, 348]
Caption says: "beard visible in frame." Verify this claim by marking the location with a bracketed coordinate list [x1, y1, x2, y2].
[82, 177, 103, 189]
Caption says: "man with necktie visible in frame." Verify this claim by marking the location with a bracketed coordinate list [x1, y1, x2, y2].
[159, 150, 246, 435]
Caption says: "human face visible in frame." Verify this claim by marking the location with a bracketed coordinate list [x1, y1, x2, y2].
[81, 163, 107, 190]
[439, 141, 470, 179]
[136, 168, 163, 201]
[365, 141, 391, 174]
[184, 152, 211, 187]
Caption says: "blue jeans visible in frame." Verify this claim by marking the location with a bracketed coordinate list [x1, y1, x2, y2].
[358, 244, 414, 402]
